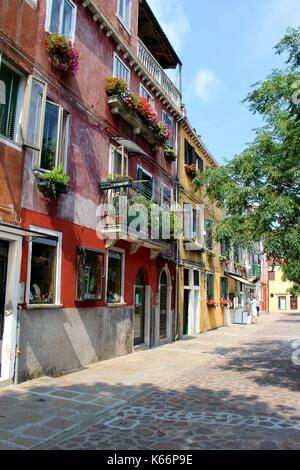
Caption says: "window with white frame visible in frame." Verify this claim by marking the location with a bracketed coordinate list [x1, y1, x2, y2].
[0, 55, 25, 144]
[27, 228, 62, 305]
[184, 204, 198, 241]
[139, 84, 154, 105]
[45, 0, 77, 42]
[106, 249, 124, 304]
[117, 0, 132, 30]
[113, 54, 130, 83]
[137, 166, 156, 201]
[23, 76, 70, 171]
[110, 145, 128, 177]
[161, 183, 173, 208]
[162, 111, 174, 148]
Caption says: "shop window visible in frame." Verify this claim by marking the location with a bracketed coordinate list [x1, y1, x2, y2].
[278, 296, 287, 311]
[76, 248, 104, 301]
[107, 249, 124, 304]
[45, 0, 77, 42]
[29, 237, 58, 304]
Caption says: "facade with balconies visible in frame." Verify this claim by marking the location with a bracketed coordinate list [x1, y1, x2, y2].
[0, 0, 183, 383]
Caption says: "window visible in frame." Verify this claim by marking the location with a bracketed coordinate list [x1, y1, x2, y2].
[290, 296, 298, 310]
[113, 54, 130, 83]
[207, 273, 214, 301]
[110, 145, 128, 177]
[137, 166, 156, 201]
[193, 270, 200, 287]
[278, 296, 287, 311]
[0, 57, 24, 143]
[24, 78, 70, 170]
[45, 0, 77, 42]
[268, 271, 275, 281]
[161, 183, 173, 208]
[205, 220, 213, 251]
[220, 239, 231, 258]
[162, 111, 174, 148]
[118, 0, 132, 30]
[221, 277, 228, 299]
[233, 244, 240, 263]
[184, 204, 201, 242]
[139, 84, 154, 105]
[107, 249, 124, 304]
[184, 139, 204, 172]
[29, 238, 57, 304]
[184, 269, 190, 287]
[76, 248, 104, 301]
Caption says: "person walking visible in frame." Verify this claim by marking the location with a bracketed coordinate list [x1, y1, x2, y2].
[248, 297, 259, 324]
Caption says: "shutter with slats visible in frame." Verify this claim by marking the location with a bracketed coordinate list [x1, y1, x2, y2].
[0, 64, 20, 140]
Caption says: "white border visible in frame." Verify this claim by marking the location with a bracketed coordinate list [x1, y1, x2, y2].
[26, 226, 63, 306]
[106, 247, 125, 305]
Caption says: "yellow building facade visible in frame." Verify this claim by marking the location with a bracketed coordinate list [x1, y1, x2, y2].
[268, 266, 300, 313]
[177, 119, 226, 336]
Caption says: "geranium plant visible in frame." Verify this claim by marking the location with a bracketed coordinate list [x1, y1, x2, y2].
[220, 299, 231, 306]
[105, 77, 129, 96]
[45, 33, 80, 74]
[184, 163, 198, 178]
[150, 121, 170, 144]
[207, 300, 218, 308]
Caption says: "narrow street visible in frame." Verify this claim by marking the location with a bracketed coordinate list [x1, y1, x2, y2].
[0, 313, 299, 450]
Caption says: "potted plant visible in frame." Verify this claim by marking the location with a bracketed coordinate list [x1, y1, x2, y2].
[207, 300, 218, 308]
[99, 175, 133, 190]
[220, 299, 231, 307]
[35, 165, 70, 197]
[207, 249, 216, 258]
[105, 77, 129, 96]
[45, 32, 80, 74]
[219, 255, 228, 263]
[164, 147, 177, 161]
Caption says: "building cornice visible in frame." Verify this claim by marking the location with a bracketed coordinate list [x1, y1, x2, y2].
[181, 117, 219, 168]
[81, 0, 182, 117]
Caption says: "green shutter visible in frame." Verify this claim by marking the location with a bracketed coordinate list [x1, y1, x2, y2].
[0, 64, 20, 140]
[221, 277, 228, 299]
[207, 273, 214, 300]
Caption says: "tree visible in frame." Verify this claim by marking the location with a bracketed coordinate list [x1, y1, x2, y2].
[194, 27, 300, 293]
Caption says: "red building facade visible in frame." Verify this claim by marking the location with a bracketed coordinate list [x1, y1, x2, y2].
[0, 0, 183, 382]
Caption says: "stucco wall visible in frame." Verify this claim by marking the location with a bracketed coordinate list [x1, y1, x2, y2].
[269, 266, 300, 313]
[17, 305, 133, 382]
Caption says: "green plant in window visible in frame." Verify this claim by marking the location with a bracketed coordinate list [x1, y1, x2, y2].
[35, 165, 70, 197]
[41, 140, 57, 169]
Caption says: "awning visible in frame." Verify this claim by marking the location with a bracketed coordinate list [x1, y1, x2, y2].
[226, 273, 255, 286]
[112, 137, 148, 156]
[0, 223, 54, 239]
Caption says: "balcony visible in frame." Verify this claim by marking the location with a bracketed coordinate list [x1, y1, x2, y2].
[137, 39, 181, 110]
[107, 94, 162, 148]
[98, 181, 172, 258]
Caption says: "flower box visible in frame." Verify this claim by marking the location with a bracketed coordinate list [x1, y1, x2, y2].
[45, 33, 80, 74]
[207, 300, 218, 308]
[164, 147, 177, 161]
[220, 300, 231, 307]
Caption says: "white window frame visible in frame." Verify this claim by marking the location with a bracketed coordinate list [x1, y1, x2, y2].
[137, 165, 155, 200]
[113, 53, 130, 84]
[0, 54, 26, 146]
[109, 144, 128, 177]
[106, 247, 125, 305]
[160, 182, 173, 208]
[45, 0, 77, 43]
[139, 84, 154, 104]
[117, 0, 132, 32]
[183, 203, 194, 241]
[26, 226, 63, 306]
[39, 100, 64, 171]
[22, 75, 48, 151]
[162, 110, 174, 147]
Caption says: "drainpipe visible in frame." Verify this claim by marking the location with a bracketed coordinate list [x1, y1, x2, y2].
[203, 271, 207, 335]
[14, 307, 21, 385]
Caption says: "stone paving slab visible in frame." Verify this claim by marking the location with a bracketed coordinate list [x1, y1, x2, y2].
[0, 312, 299, 450]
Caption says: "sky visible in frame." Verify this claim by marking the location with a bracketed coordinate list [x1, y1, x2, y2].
[147, 0, 300, 164]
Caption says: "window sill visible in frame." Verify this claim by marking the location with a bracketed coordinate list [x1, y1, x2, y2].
[0, 135, 22, 152]
[25, 304, 64, 310]
[106, 303, 127, 308]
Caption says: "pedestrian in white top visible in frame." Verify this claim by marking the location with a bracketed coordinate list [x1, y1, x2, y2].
[248, 297, 259, 324]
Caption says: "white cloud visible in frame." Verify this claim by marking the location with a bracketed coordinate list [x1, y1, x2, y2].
[147, 0, 190, 53]
[194, 69, 220, 102]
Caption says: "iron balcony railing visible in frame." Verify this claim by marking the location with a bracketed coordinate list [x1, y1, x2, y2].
[137, 39, 181, 110]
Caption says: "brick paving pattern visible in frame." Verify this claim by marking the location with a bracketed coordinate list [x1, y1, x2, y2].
[0, 312, 299, 450]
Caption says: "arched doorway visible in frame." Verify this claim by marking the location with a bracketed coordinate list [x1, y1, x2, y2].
[159, 268, 171, 341]
[134, 270, 146, 346]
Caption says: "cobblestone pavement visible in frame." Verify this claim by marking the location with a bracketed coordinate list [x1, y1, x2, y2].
[0, 312, 299, 450]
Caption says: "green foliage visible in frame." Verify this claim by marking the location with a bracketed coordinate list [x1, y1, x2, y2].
[195, 28, 300, 293]
[38, 165, 70, 196]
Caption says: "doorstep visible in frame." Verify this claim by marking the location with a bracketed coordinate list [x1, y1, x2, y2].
[0, 378, 13, 388]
